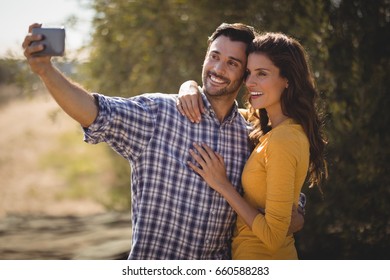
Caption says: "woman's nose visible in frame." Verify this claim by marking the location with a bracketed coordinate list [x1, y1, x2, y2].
[245, 73, 256, 86]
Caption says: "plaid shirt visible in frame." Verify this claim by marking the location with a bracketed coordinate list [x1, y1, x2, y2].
[84, 92, 251, 259]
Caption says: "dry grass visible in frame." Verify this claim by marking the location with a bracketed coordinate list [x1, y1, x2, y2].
[0, 88, 122, 217]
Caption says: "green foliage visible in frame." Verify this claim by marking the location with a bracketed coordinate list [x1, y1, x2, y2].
[0, 57, 81, 105]
[79, 0, 390, 258]
[297, 0, 390, 259]
[40, 128, 131, 211]
[0, 57, 40, 103]
[84, 0, 259, 96]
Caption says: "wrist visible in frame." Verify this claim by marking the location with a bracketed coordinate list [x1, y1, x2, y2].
[216, 182, 238, 199]
[36, 62, 55, 78]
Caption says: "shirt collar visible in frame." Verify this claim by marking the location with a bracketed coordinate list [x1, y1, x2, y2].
[199, 88, 240, 124]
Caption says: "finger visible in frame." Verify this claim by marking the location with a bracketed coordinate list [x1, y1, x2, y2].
[176, 99, 185, 116]
[291, 204, 298, 218]
[184, 96, 202, 123]
[193, 143, 213, 165]
[22, 33, 42, 49]
[23, 24, 44, 54]
[177, 96, 195, 122]
[200, 143, 218, 160]
[189, 148, 207, 169]
[22, 37, 30, 50]
[190, 97, 202, 123]
[291, 208, 297, 220]
[24, 41, 45, 57]
[215, 152, 225, 165]
[187, 161, 204, 176]
[28, 23, 42, 33]
[180, 97, 197, 122]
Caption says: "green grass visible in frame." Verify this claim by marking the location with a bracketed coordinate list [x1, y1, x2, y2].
[39, 127, 131, 211]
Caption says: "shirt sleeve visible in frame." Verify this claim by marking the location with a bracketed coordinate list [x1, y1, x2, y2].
[83, 93, 157, 161]
[251, 129, 301, 252]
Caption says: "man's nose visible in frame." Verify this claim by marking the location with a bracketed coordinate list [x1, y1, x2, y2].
[214, 61, 226, 75]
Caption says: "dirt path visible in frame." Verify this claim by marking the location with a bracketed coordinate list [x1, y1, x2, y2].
[0, 92, 106, 217]
[0, 212, 131, 260]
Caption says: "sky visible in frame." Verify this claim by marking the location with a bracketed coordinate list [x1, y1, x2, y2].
[0, 0, 94, 58]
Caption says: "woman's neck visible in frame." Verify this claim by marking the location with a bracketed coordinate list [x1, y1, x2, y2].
[268, 111, 289, 128]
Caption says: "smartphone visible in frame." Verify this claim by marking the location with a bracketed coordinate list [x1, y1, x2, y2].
[31, 27, 66, 56]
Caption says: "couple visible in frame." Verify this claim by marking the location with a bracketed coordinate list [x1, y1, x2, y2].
[23, 22, 326, 259]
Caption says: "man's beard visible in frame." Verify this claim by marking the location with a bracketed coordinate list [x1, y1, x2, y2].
[202, 70, 242, 98]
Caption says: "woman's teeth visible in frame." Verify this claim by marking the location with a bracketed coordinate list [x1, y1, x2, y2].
[250, 92, 263, 96]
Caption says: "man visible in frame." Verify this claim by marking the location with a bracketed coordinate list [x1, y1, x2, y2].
[23, 22, 300, 259]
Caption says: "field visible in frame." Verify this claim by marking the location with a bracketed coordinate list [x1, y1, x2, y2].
[0, 87, 123, 217]
[0, 87, 132, 259]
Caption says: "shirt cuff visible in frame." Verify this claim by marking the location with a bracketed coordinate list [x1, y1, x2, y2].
[83, 93, 111, 144]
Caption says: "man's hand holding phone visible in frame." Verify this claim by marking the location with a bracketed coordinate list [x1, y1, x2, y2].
[23, 23, 66, 75]
[30, 26, 65, 57]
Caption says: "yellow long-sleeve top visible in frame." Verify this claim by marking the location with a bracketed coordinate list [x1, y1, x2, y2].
[232, 118, 309, 259]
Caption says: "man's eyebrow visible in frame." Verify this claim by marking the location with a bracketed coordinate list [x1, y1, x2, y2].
[210, 50, 244, 65]
[230, 56, 244, 65]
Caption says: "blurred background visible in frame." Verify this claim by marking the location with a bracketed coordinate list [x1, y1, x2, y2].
[0, 0, 389, 259]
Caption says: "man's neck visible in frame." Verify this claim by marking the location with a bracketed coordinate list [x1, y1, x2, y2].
[207, 95, 237, 123]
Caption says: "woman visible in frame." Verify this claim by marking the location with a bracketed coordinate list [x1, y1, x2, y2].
[178, 32, 327, 259]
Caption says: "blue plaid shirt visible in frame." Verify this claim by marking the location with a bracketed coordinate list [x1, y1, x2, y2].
[84, 92, 251, 259]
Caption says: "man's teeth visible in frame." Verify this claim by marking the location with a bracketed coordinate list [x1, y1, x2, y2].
[251, 92, 263, 96]
[210, 75, 225, 84]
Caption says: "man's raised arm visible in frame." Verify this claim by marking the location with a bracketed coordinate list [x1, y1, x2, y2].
[23, 23, 98, 128]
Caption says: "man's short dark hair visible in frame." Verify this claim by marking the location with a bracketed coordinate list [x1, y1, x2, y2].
[208, 23, 256, 53]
